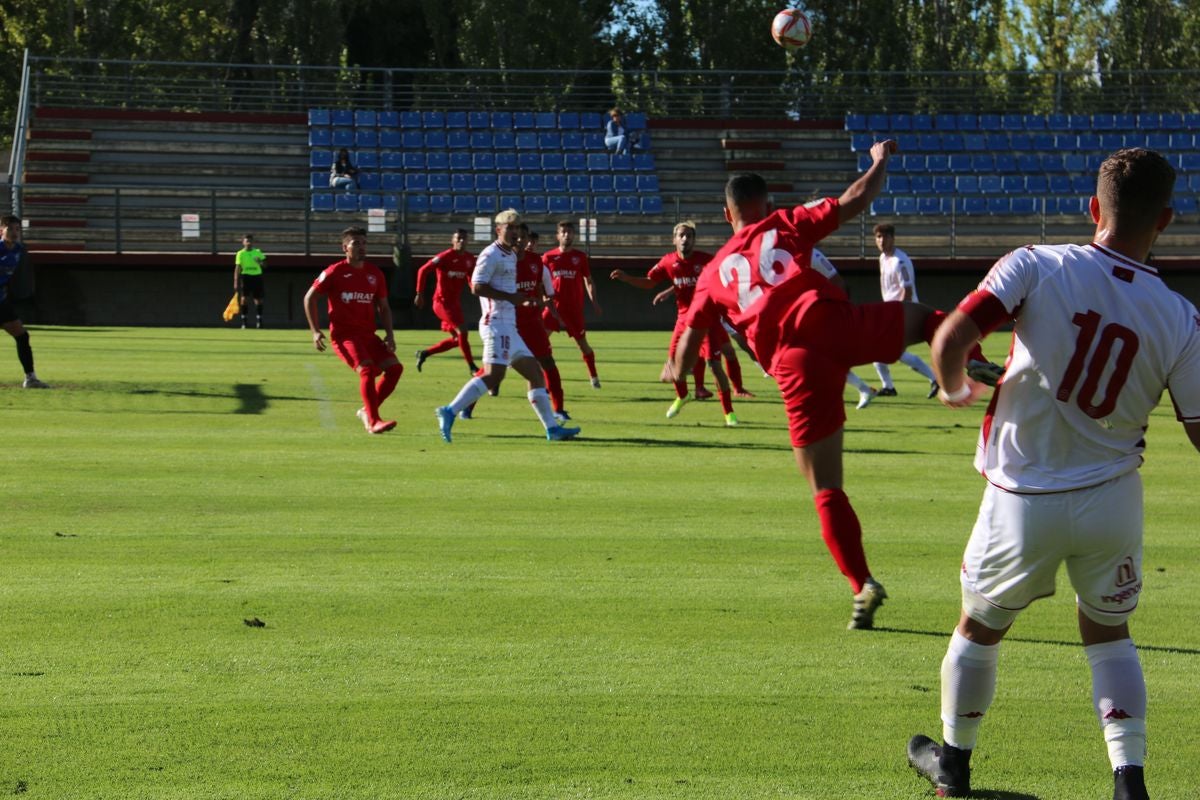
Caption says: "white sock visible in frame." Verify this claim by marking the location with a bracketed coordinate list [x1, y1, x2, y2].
[448, 377, 489, 414]
[527, 387, 557, 429]
[845, 372, 872, 393]
[1086, 638, 1147, 768]
[901, 351, 937, 381]
[941, 630, 999, 750]
[873, 362, 894, 389]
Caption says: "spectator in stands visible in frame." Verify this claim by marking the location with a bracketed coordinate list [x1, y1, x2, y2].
[330, 148, 358, 191]
[604, 108, 634, 155]
[0, 215, 49, 388]
[234, 233, 266, 329]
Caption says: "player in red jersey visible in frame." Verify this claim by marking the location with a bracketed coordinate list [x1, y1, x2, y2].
[303, 226, 403, 435]
[516, 227, 571, 420]
[672, 142, 1000, 630]
[414, 229, 479, 374]
[543, 220, 603, 388]
[611, 220, 740, 426]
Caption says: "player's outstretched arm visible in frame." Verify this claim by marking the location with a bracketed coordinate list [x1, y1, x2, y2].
[610, 269, 658, 290]
[837, 139, 896, 223]
[653, 286, 675, 305]
[302, 285, 326, 352]
[930, 308, 984, 407]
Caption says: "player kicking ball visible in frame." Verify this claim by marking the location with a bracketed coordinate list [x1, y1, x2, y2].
[435, 210, 580, 443]
[303, 226, 403, 435]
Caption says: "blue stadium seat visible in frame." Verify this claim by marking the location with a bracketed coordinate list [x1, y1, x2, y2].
[1026, 175, 1048, 193]
[477, 195, 498, 214]
[493, 131, 516, 149]
[867, 113, 888, 131]
[941, 134, 964, 152]
[1078, 132, 1101, 150]
[1071, 175, 1096, 193]
[357, 171, 380, 189]
[382, 194, 399, 212]
[1145, 132, 1170, 150]
[981, 132, 1006, 151]
[452, 173, 473, 192]
[545, 174, 567, 193]
[1063, 153, 1087, 172]
[886, 175, 910, 192]
[641, 195, 664, 214]
[354, 110, 376, 128]
[933, 175, 955, 194]
[405, 173, 428, 192]
[468, 111, 490, 129]
[357, 193, 382, 211]
[583, 132, 606, 150]
[1113, 113, 1136, 131]
[617, 195, 640, 214]
[592, 174, 614, 192]
[571, 195, 590, 214]
[422, 111, 445, 129]
[526, 195, 549, 214]
[401, 130, 423, 149]
[445, 111, 467, 129]
[1050, 134, 1074, 150]
[1049, 174, 1072, 194]
[979, 175, 1002, 193]
[564, 153, 587, 172]
[331, 109, 353, 127]
[988, 196, 1011, 214]
[1100, 133, 1124, 150]
[449, 152, 471, 172]
[1189, 175, 1200, 192]
[424, 131, 447, 149]
[468, 131, 491, 150]
[1175, 174, 1189, 192]
[845, 113, 867, 131]
[970, 154, 994, 172]
[518, 153, 541, 171]
[1032, 133, 1055, 151]
[561, 132, 584, 150]
[430, 195, 453, 214]
[1136, 112, 1160, 129]
[956, 175, 979, 193]
[632, 153, 656, 171]
[896, 133, 919, 153]
[948, 154, 971, 172]
[381, 172, 403, 192]
[962, 133, 986, 151]
[857, 154, 873, 172]
[911, 175, 933, 193]
[1184, 112, 1200, 129]
[309, 128, 332, 147]
[1065, 113, 1087, 130]
[542, 153, 565, 171]
[382, 152, 403, 171]
[538, 132, 561, 150]
[978, 113, 1001, 131]
[587, 153, 610, 171]
[610, 154, 633, 171]
[615, 174, 636, 193]
[850, 133, 874, 152]
[311, 192, 334, 212]
[495, 153, 518, 171]
[558, 112, 580, 129]
[513, 111, 535, 129]
[1009, 133, 1031, 151]
[475, 173, 498, 192]
[492, 112, 513, 129]
[1182, 153, 1200, 171]
[894, 196, 918, 214]
[927, 154, 949, 172]
[452, 195, 475, 215]
[1017, 154, 1040, 173]
[331, 128, 354, 148]
[402, 152, 424, 170]
[534, 112, 556, 130]
[962, 196, 987, 214]
[356, 152, 379, 171]
[1011, 196, 1037, 214]
[1001, 175, 1024, 193]
[956, 113, 978, 131]
[1046, 113, 1069, 130]
[593, 195, 617, 214]
[310, 171, 326, 189]
[1001, 114, 1023, 130]
[446, 131, 469, 150]
[1175, 195, 1198, 215]
[400, 111, 421, 129]
[1023, 115, 1046, 130]
[935, 114, 957, 131]
[378, 111, 399, 128]
[379, 129, 401, 149]
[567, 174, 589, 193]
[918, 133, 939, 151]
[548, 195, 571, 214]
[424, 151, 448, 170]
[1092, 113, 1115, 130]
[580, 111, 603, 129]
[994, 153, 1017, 172]
[901, 154, 925, 171]
[912, 114, 933, 131]
[636, 174, 659, 192]
[890, 114, 912, 131]
[1170, 132, 1194, 149]
[471, 152, 495, 171]
[500, 194, 522, 212]
[515, 132, 538, 150]
[625, 112, 647, 131]
[499, 173, 521, 193]
[917, 196, 941, 214]
[522, 174, 545, 193]
[870, 197, 893, 215]
[308, 108, 331, 127]
[335, 192, 358, 212]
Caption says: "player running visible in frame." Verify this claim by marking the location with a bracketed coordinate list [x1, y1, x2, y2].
[303, 226, 403, 435]
[871, 223, 940, 399]
[672, 143, 1002, 631]
[414, 229, 479, 375]
[435, 210, 580, 443]
[543, 220, 602, 388]
[516, 226, 570, 421]
[906, 148, 1200, 800]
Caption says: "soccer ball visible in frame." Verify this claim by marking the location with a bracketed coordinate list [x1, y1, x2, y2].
[771, 8, 813, 50]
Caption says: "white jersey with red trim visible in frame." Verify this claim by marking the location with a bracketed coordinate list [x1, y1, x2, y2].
[472, 240, 518, 326]
[973, 242, 1200, 492]
[879, 246, 917, 302]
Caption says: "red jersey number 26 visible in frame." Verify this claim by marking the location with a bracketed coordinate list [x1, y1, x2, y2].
[1057, 309, 1139, 419]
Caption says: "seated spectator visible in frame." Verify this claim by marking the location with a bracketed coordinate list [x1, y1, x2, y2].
[604, 108, 633, 155]
[330, 148, 359, 191]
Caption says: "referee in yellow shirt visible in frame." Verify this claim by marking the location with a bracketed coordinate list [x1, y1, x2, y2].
[234, 233, 266, 328]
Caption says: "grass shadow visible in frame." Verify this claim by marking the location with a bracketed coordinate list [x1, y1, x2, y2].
[874, 626, 1200, 656]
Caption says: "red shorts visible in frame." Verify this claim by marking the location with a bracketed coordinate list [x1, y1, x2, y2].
[331, 333, 395, 371]
[517, 314, 553, 359]
[433, 298, 464, 333]
[773, 300, 905, 448]
[543, 303, 586, 339]
[668, 319, 730, 361]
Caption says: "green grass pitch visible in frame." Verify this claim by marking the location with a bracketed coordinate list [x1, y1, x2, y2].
[2, 326, 1198, 799]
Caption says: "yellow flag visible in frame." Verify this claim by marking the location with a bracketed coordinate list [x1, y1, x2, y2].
[222, 293, 240, 322]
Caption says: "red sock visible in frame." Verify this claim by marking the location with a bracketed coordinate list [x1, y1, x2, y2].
[724, 354, 745, 392]
[692, 360, 706, 390]
[582, 351, 597, 379]
[813, 488, 870, 594]
[376, 363, 402, 405]
[426, 335, 459, 356]
[718, 390, 733, 414]
[544, 366, 564, 412]
[359, 369, 382, 424]
[924, 309, 987, 363]
[673, 379, 689, 399]
[458, 334, 475, 365]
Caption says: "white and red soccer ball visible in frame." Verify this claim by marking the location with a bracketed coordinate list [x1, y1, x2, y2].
[771, 8, 813, 51]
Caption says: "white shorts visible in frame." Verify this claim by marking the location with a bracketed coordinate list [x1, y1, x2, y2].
[480, 319, 532, 367]
[961, 470, 1144, 629]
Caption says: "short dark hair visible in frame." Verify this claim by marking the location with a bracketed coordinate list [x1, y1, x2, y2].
[454, 228, 468, 238]
[529, 231, 540, 242]
[1097, 148, 1175, 232]
[725, 173, 768, 209]
[873, 223, 895, 236]
[557, 220, 575, 232]
[341, 226, 367, 242]
[0, 214, 21, 227]
[243, 233, 255, 240]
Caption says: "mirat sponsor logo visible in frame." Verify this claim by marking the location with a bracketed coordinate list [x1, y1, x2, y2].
[340, 291, 375, 304]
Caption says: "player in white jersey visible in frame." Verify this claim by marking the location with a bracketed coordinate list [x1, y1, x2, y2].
[906, 148, 1200, 800]
[871, 224, 939, 399]
[435, 209, 581, 443]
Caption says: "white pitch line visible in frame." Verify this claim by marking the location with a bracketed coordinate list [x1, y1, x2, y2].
[305, 363, 338, 429]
